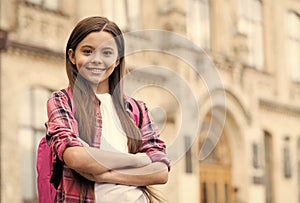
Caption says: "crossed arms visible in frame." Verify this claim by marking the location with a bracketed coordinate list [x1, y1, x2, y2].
[47, 91, 170, 187]
[63, 146, 169, 186]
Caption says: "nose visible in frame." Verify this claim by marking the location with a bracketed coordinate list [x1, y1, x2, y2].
[90, 50, 103, 65]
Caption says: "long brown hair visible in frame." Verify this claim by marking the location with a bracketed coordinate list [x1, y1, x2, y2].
[66, 16, 161, 202]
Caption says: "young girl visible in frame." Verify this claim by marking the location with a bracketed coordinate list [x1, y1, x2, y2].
[46, 16, 170, 202]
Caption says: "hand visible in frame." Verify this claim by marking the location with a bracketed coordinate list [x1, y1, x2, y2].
[133, 153, 152, 167]
[77, 170, 115, 183]
[93, 170, 114, 183]
[76, 171, 95, 181]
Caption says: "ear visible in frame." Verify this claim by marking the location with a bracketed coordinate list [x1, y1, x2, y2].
[68, 49, 76, 65]
[115, 59, 120, 67]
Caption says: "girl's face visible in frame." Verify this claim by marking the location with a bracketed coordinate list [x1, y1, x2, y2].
[68, 31, 119, 93]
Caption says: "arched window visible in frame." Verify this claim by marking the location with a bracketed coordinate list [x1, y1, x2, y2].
[19, 87, 51, 202]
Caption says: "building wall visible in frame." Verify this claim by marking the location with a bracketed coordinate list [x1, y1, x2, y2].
[1, 0, 300, 203]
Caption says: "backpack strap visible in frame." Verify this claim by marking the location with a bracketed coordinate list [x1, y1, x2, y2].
[50, 88, 73, 189]
[132, 98, 143, 129]
[127, 97, 143, 129]
[61, 91, 142, 129]
[61, 88, 74, 113]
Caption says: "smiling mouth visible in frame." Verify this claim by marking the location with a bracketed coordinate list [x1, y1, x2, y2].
[86, 67, 107, 74]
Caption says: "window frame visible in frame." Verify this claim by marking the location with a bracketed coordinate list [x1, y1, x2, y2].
[19, 87, 52, 202]
[286, 11, 300, 82]
[238, 0, 264, 70]
[187, 0, 211, 50]
[102, 0, 141, 31]
[24, 0, 61, 12]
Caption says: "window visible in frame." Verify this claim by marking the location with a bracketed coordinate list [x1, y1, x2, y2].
[238, 0, 264, 70]
[264, 131, 273, 203]
[224, 184, 229, 203]
[297, 138, 300, 203]
[185, 136, 193, 173]
[102, 0, 141, 31]
[19, 87, 51, 202]
[187, 0, 211, 49]
[252, 143, 260, 169]
[26, 0, 42, 4]
[125, 0, 141, 30]
[44, 0, 59, 10]
[287, 11, 300, 82]
[25, 0, 60, 11]
[283, 136, 292, 178]
[283, 145, 292, 178]
[213, 182, 218, 203]
[201, 182, 208, 203]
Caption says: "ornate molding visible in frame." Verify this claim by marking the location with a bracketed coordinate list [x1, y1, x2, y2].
[7, 40, 64, 58]
[259, 99, 300, 116]
[126, 68, 167, 85]
[11, 2, 71, 54]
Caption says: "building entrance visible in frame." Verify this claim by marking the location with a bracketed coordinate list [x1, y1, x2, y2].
[199, 117, 235, 203]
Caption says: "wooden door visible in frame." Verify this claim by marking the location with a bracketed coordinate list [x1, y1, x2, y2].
[199, 131, 235, 203]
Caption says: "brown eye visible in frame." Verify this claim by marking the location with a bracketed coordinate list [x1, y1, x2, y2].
[102, 49, 113, 57]
[83, 49, 93, 55]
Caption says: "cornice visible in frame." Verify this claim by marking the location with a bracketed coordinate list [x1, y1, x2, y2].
[259, 99, 300, 116]
[126, 67, 167, 85]
[6, 40, 64, 59]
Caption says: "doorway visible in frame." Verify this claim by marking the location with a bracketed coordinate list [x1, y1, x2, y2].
[199, 115, 235, 203]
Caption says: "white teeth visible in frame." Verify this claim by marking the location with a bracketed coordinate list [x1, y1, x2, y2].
[87, 68, 105, 74]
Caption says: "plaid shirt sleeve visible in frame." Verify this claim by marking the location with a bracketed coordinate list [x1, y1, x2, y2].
[137, 101, 171, 171]
[45, 90, 82, 162]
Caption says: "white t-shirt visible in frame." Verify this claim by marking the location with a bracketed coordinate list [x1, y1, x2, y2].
[94, 93, 148, 203]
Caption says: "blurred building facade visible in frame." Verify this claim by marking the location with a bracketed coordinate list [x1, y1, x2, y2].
[0, 0, 300, 203]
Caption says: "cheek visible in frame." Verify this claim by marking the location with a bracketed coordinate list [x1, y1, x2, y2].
[104, 54, 119, 68]
[104, 65, 117, 79]
[106, 65, 116, 76]
[76, 57, 88, 70]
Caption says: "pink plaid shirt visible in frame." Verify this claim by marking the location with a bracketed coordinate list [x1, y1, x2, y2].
[45, 87, 170, 202]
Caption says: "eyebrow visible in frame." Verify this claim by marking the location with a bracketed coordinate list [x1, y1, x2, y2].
[80, 44, 116, 50]
[80, 45, 94, 50]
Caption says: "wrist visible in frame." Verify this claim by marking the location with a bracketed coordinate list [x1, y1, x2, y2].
[93, 170, 113, 183]
[133, 153, 152, 167]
